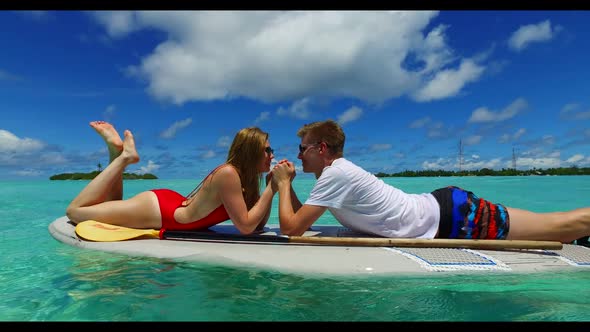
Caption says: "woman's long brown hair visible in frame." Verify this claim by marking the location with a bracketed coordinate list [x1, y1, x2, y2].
[186, 127, 268, 210]
[225, 127, 268, 209]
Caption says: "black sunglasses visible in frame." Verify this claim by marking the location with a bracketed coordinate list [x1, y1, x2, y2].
[265, 146, 274, 154]
[298, 142, 322, 154]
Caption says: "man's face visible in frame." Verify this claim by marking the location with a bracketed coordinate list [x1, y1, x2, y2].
[298, 135, 322, 174]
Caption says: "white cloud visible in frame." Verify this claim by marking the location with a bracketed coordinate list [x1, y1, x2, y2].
[468, 97, 528, 123]
[136, 160, 160, 174]
[566, 154, 584, 164]
[200, 150, 216, 159]
[462, 158, 502, 170]
[418, 24, 454, 73]
[426, 121, 450, 138]
[160, 118, 192, 139]
[513, 128, 526, 140]
[560, 103, 590, 120]
[93, 11, 486, 105]
[508, 20, 560, 52]
[337, 106, 363, 125]
[370, 144, 392, 151]
[12, 169, 42, 177]
[423, 157, 503, 171]
[412, 59, 485, 102]
[560, 103, 579, 114]
[254, 111, 271, 124]
[39, 152, 68, 164]
[103, 104, 116, 121]
[422, 157, 452, 170]
[572, 112, 590, 120]
[93, 11, 140, 38]
[498, 128, 526, 143]
[277, 97, 312, 119]
[542, 135, 555, 145]
[409, 116, 431, 129]
[217, 136, 231, 148]
[421, 150, 589, 172]
[515, 156, 561, 169]
[0, 129, 45, 153]
[498, 134, 510, 144]
[464, 135, 482, 146]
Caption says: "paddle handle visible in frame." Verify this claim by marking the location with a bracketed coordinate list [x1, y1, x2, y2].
[289, 236, 563, 250]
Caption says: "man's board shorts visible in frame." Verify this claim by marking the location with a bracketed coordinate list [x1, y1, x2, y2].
[430, 186, 510, 239]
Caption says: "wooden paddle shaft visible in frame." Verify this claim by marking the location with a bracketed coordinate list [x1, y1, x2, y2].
[76, 220, 563, 250]
[289, 236, 563, 250]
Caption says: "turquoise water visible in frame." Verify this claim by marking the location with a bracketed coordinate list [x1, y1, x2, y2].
[1, 176, 590, 321]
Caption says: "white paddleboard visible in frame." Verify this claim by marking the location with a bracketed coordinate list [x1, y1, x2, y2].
[49, 216, 590, 276]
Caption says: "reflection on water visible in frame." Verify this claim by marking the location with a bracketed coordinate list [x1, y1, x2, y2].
[40, 249, 590, 321]
[65, 252, 178, 301]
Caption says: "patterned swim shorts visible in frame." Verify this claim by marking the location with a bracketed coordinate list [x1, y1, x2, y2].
[430, 186, 510, 239]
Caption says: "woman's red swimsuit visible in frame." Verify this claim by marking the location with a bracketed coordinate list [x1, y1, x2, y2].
[151, 189, 230, 231]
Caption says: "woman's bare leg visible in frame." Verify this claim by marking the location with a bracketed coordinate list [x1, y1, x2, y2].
[90, 121, 123, 201]
[66, 191, 162, 229]
[506, 207, 590, 243]
[67, 130, 140, 223]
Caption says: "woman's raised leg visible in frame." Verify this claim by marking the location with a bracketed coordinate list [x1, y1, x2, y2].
[90, 121, 124, 201]
[66, 130, 141, 224]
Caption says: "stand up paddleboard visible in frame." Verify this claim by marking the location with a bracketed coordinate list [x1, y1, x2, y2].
[49, 216, 590, 276]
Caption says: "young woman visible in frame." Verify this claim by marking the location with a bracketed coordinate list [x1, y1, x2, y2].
[66, 121, 276, 234]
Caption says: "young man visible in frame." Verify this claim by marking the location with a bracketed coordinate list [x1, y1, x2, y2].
[271, 120, 590, 243]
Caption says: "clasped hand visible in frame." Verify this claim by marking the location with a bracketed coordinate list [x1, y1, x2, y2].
[266, 159, 296, 192]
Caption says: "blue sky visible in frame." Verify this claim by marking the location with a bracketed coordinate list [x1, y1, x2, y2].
[1, 10, 590, 180]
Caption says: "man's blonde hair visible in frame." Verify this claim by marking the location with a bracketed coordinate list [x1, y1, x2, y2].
[297, 120, 345, 157]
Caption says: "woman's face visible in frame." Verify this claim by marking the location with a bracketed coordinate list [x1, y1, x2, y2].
[258, 140, 274, 173]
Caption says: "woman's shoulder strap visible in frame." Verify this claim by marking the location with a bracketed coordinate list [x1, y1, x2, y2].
[185, 164, 237, 198]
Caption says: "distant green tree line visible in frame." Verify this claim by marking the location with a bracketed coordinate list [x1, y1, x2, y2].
[375, 166, 590, 178]
[50, 171, 158, 180]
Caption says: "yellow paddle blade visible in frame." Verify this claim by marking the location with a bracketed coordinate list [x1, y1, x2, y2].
[75, 220, 160, 242]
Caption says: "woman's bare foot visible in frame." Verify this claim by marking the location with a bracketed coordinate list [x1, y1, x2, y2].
[90, 121, 123, 158]
[121, 130, 140, 164]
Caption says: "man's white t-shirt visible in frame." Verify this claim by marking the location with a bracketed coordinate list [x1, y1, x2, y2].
[305, 158, 440, 239]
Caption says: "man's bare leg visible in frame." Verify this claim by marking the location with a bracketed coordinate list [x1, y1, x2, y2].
[90, 121, 124, 201]
[507, 207, 590, 243]
[67, 130, 139, 221]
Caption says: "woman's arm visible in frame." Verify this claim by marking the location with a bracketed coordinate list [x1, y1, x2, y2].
[218, 167, 276, 234]
[255, 185, 274, 232]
